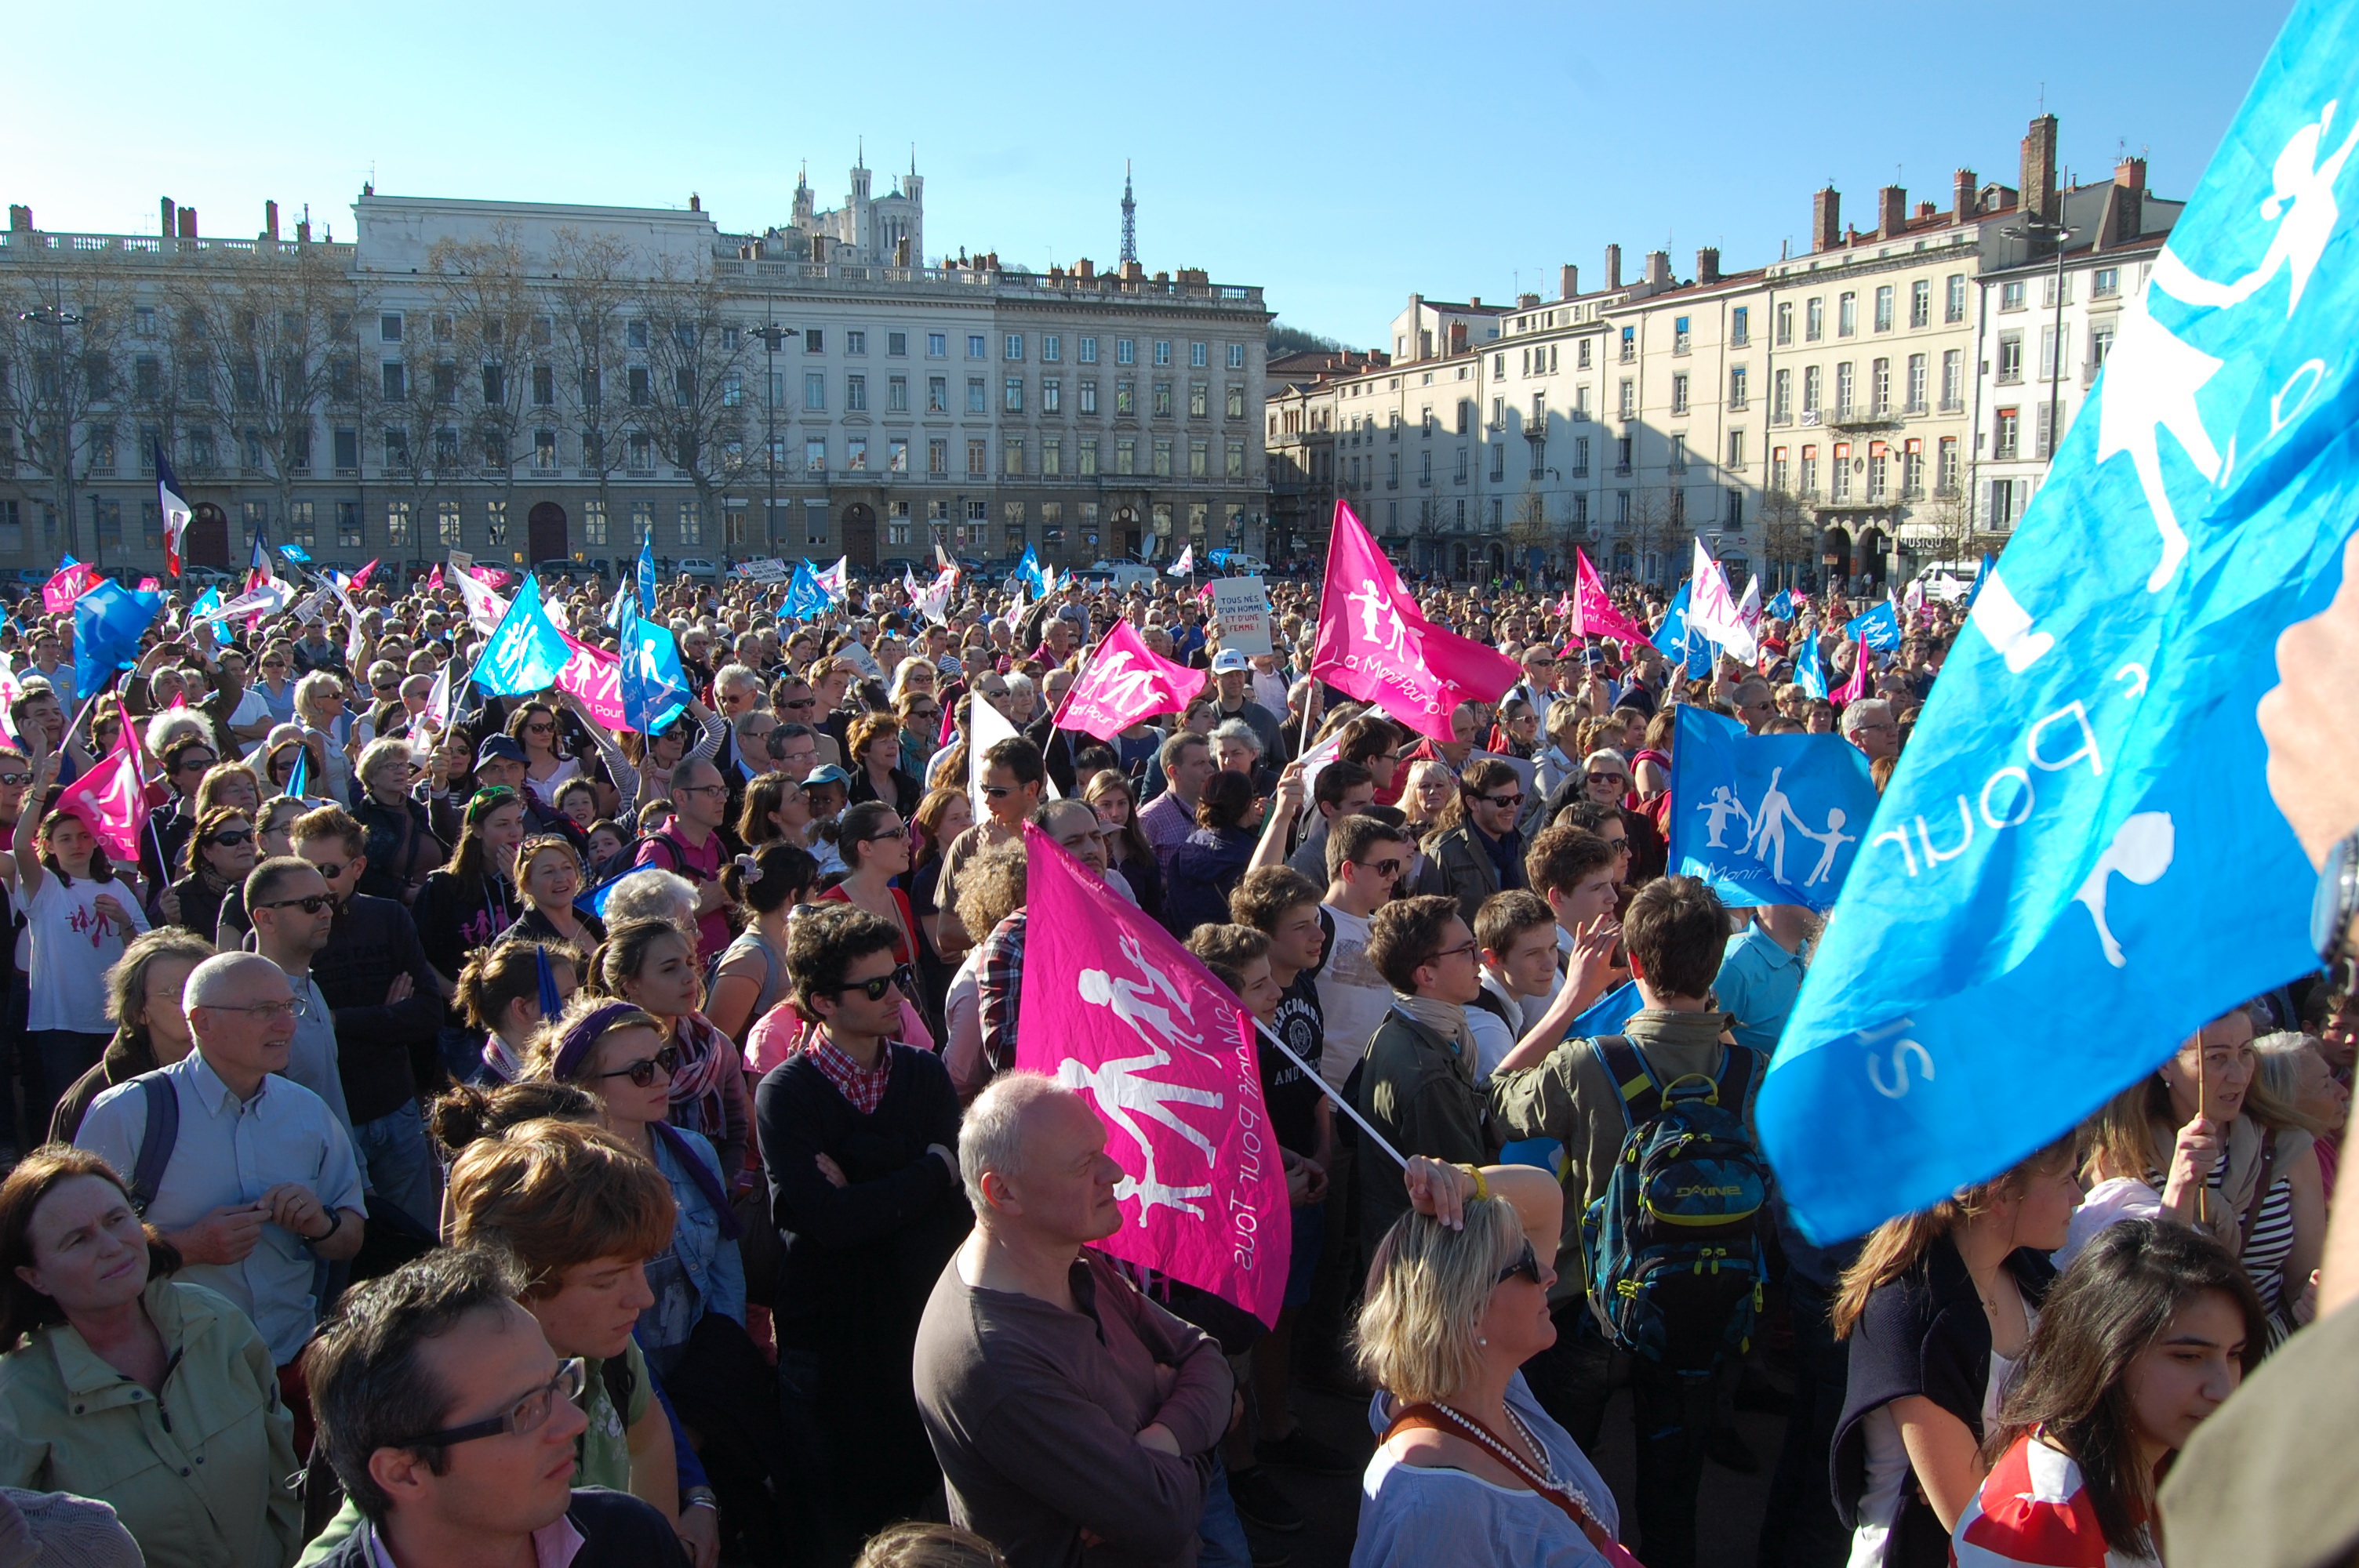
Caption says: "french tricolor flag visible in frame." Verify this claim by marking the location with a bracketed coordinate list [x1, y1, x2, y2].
[155, 443, 191, 578]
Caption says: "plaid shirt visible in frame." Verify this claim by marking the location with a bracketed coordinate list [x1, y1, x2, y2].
[975, 910, 1029, 1076]
[805, 1029, 896, 1116]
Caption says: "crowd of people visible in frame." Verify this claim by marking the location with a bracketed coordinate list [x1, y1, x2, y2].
[0, 547, 2345, 1568]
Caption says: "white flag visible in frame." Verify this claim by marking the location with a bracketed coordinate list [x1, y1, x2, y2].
[966, 681, 1057, 822]
[1685, 538, 1758, 662]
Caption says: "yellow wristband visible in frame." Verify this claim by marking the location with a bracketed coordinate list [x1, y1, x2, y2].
[1458, 1163, 1488, 1202]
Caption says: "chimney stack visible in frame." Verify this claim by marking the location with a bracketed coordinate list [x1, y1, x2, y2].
[264, 199, 280, 242]
[1560, 263, 1578, 298]
[1468, 296, 1481, 308]
[1917, 201, 1937, 220]
[6, 205, 29, 232]
[2021, 114, 2059, 223]
[2114, 157, 2146, 192]
[1077, 256, 1095, 279]
[1516, 292, 1540, 309]
[1605, 244, 1623, 289]
[1696, 247, 1720, 284]
[1878, 184, 1907, 238]
[1812, 186, 1841, 252]
[1644, 249, 1670, 287]
[1954, 167, 1978, 218]
[688, 192, 701, 212]
[176, 208, 198, 238]
[160, 197, 176, 238]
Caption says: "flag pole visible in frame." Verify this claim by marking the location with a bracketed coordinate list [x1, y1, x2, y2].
[1250, 1013, 1407, 1171]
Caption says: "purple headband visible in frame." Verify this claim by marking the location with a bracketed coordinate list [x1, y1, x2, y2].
[552, 1001, 652, 1080]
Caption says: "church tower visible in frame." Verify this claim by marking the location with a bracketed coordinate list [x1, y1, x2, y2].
[1119, 161, 1137, 266]
[850, 141, 873, 256]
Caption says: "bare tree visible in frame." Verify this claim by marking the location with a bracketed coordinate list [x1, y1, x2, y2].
[425, 228, 538, 561]
[1757, 487, 1816, 590]
[363, 295, 470, 572]
[0, 252, 137, 565]
[1905, 487, 1983, 570]
[1624, 487, 1680, 587]
[547, 227, 636, 555]
[637, 261, 753, 561]
[1507, 485, 1550, 574]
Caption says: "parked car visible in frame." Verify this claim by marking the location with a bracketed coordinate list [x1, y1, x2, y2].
[1218, 553, 1270, 575]
[676, 557, 721, 579]
[181, 565, 235, 587]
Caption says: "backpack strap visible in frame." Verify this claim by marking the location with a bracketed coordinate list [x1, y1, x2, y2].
[651, 1122, 744, 1240]
[129, 1073, 180, 1218]
[1594, 1036, 1657, 1131]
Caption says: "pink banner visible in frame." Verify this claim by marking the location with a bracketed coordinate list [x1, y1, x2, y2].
[1831, 632, 1874, 703]
[469, 565, 512, 590]
[349, 558, 380, 590]
[42, 562, 98, 615]
[1052, 619, 1205, 741]
[136, 577, 161, 593]
[56, 730, 150, 866]
[557, 633, 627, 730]
[1309, 501, 1518, 742]
[426, 564, 445, 593]
[1016, 823, 1290, 1327]
[1564, 547, 1655, 649]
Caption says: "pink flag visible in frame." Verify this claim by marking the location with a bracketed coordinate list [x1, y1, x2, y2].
[56, 728, 150, 866]
[1831, 633, 1874, 703]
[1564, 547, 1654, 649]
[556, 633, 627, 729]
[1309, 501, 1518, 742]
[1016, 823, 1291, 1327]
[136, 577, 161, 593]
[427, 564, 445, 593]
[349, 558, 380, 591]
[41, 561, 98, 615]
[469, 565, 512, 590]
[1052, 619, 1205, 741]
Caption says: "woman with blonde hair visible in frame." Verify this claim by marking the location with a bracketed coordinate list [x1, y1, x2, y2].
[1830, 1143, 2081, 1567]
[2078, 1004, 2325, 1335]
[503, 833, 604, 950]
[2254, 1029, 2348, 1196]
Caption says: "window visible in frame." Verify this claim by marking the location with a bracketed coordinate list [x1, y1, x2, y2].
[1775, 302, 1794, 346]
[1830, 442, 1852, 502]
[1670, 373, 1689, 416]
[483, 499, 507, 546]
[1003, 437, 1024, 475]
[928, 437, 948, 474]
[805, 371, 827, 409]
[1805, 298, 1825, 341]
[1619, 326, 1635, 362]
[804, 328, 823, 353]
[383, 426, 409, 468]
[583, 499, 609, 545]
[1617, 379, 1635, 419]
[2039, 325, 2066, 382]
[1004, 333, 1023, 361]
[333, 427, 359, 471]
[1874, 285, 1894, 332]
[1870, 358, 1891, 416]
[1572, 436, 1590, 477]
[1799, 445, 1818, 496]
[1116, 379, 1135, 416]
[532, 365, 555, 406]
[1728, 365, 1749, 410]
[380, 313, 403, 343]
[1902, 439, 1925, 499]
[1419, 449, 1432, 485]
[1181, 341, 1203, 369]
[627, 433, 652, 472]
[1229, 343, 1248, 370]
[1906, 354, 1928, 414]
[846, 436, 868, 471]
[842, 373, 864, 411]
[1189, 381, 1208, 418]
[927, 332, 947, 358]
[1615, 436, 1632, 474]
[631, 499, 656, 541]
[966, 334, 986, 360]
[889, 436, 909, 473]
[535, 429, 558, 470]
[1153, 340, 1171, 366]
[1838, 292, 1858, 336]
[2088, 323, 2117, 376]
[1115, 436, 1137, 475]
[1802, 365, 1822, 416]
[888, 374, 909, 412]
[1489, 441, 1505, 481]
[1079, 436, 1099, 475]
[2092, 267, 2121, 299]
[1771, 446, 1789, 492]
[1041, 435, 1060, 476]
[967, 438, 987, 476]
[437, 499, 463, 546]
[1941, 349, 1965, 412]
[805, 438, 827, 473]
[1945, 273, 1968, 324]
[1772, 368, 1792, 423]
[1226, 384, 1244, 419]
[1997, 333, 2024, 383]
[845, 330, 866, 354]
[1079, 336, 1099, 364]
[2001, 280, 2026, 312]
[1670, 434, 1688, 473]
[1673, 316, 1692, 354]
[1153, 381, 1172, 416]
[1938, 436, 1960, 495]
[2035, 403, 2056, 459]
[1577, 339, 1592, 368]
[1116, 339, 1136, 365]
[2043, 273, 2073, 309]
[966, 378, 986, 414]
[1004, 376, 1023, 413]
[1191, 439, 1209, 477]
[1835, 362, 1855, 418]
[1727, 430, 1745, 468]
[1867, 445, 1888, 502]
[888, 331, 908, 356]
[380, 361, 406, 401]
[927, 375, 947, 412]
[1994, 408, 2020, 460]
[628, 366, 652, 405]
[1042, 335, 1062, 362]
[1153, 436, 1172, 477]
[1042, 376, 1061, 413]
[1080, 380, 1099, 415]
[1731, 306, 1750, 347]
[1910, 278, 1932, 328]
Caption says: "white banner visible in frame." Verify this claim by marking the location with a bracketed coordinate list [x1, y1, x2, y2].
[1209, 575, 1273, 656]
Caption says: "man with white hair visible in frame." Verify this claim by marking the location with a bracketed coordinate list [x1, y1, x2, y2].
[75, 951, 365, 1370]
[913, 1073, 1233, 1568]
[1839, 697, 1900, 763]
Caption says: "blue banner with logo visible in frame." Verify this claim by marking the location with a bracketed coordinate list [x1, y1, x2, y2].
[1667, 706, 1877, 912]
[622, 603, 694, 735]
[75, 579, 163, 697]
[1843, 599, 1900, 653]
[1757, 0, 2359, 1242]
[465, 574, 572, 696]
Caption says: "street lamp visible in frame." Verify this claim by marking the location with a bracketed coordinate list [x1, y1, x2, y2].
[2002, 216, 2079, 484]
[750, 318, 791, 559]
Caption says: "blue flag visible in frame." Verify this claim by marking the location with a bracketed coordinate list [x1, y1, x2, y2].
[1843, 599, 1901, 653]
[1794, 625, 1829, 700]
[285, 742, 311, 802]
[188, 586, 231, 649]
[1650, 583, 1695, 666]
[1765, 589, 1795, 622]
[1498, 978, 1648, 1174]
[280, 543, 313, 564]
[621, 604, 693, 735]
[635, 534, 658, 617]
[1666, 706, 1876, 912]
[74, 579, 163, 697]
[781, 562, 828, 620]
[1757, 0, 2359, 1243]
[466, 575, 572, 696]
[1016, 544, 1051, 597]
[1968, 552, 1997, 608]
[534, 944, 564, 1019]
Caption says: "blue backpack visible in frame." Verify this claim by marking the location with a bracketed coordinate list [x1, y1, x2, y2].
[1578, 1036, 1768, 1374]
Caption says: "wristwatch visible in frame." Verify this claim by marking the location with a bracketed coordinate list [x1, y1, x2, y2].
[2310, 829, 2359, 965]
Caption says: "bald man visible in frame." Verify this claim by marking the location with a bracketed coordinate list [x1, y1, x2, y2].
[75, 951, 366, 1369]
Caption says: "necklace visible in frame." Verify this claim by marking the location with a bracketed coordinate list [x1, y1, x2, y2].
[1430, 1400, 1561, 1490]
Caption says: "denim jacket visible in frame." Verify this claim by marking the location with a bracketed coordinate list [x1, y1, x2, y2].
[652, 1125, 747, 1331]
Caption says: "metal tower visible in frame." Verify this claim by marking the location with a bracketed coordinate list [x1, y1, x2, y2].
[1120, 161, 1137, 266]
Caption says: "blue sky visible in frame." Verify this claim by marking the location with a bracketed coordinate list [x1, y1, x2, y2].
[2, 2, 2294, 347]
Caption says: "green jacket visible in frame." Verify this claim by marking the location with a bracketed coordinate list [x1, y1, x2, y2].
[1355, 1006, 1492, 1261]
[0, 1277, 301, 1568]
[1488, 1005, 1737, 1305]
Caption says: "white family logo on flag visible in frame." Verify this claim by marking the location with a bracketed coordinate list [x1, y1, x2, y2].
[1694, 768, 1858, 888]
[1060, 932, 1227, 1221]
[1067, 649, 1173, 726]
[1344, 578, 1413, 661]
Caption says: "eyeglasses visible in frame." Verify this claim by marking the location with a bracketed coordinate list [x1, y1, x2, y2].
[1357, 856, 1408, 879]
[596, 1046, 679, 1088]
[1428, 940, 1479, 965]
[1478, 793, 1524, 810]
[399, 1359, 587, 1450]
[838, 964, 916, 1002]
[524, 721, 554, 735]
[860, 823, 911, 846]
[1495, 1239, 1543, 1287]
[372, 681, 399, 693]
[674, 782, 728, 798]
[783, 697, 816, 710]
[1586, 773, 1628, 788]
[909, 707, 941, 720]
[209, 996, 304, 1018]
[0, 771, 31, 787]
[980, 784, 1016, 798]
[173, 753, 219, 774]
[205, 829, 254, 848]
[258, 892, 335, 915]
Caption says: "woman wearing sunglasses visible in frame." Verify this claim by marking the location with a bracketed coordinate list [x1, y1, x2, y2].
[1354, 1156, 1630, 1568]
[505, 701, 581, 812]
[169, 806, 257, 944]
[817, 800, 921, 976]
[586, 916, 751, 1185]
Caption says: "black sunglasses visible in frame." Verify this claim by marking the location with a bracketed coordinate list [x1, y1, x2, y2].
[597, 1045, 679, 1088]
[838, 964, 916, 1002]
[1496, 1239, 1543, 1287]
[205, 829, 254, 848]
[258, 893, 333, 915]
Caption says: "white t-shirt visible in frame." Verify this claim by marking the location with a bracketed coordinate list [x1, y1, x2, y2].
[27, 873, 150, 1033]
[1313, 902, 1393, 1096]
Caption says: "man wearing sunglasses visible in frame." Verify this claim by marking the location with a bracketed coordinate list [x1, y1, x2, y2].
[302, 1249, 685, 1568]
[758, 903, 966, 1544]
[1413, 757, 1529, 928]
[245, 856, 356, 1140]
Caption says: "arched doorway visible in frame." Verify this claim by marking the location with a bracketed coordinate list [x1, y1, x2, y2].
[1855, 527, 1888, 590]
[527, 502, 568, 564]
[841, 503, 878, 569]
[187, 503, 231, 568]
[1819, 524, 1852, 589]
